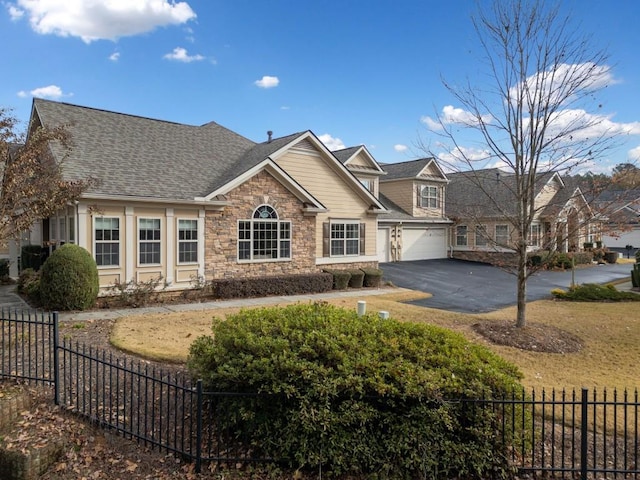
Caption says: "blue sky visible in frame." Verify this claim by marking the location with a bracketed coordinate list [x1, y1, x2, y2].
[2, 0, 639, 171]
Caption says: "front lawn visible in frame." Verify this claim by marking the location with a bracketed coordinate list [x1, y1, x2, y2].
[109, 289, 640, 391]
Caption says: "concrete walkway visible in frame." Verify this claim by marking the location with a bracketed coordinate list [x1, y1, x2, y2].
[0, 284, 395, 322]
[1, 274, 636, 321]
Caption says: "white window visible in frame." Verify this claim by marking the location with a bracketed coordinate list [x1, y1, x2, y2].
[178, 219, 198, 264]
[359, 178, 373, 193]
[419, 185, 439, 209]
[331, 221, 360, 256]
[475, 225, 488, 247]
[95, 217, 120, 267]
[530, 224, 541, 247]
[495, 224, 510, 246]
[238, 205, 291, 262]
[139, 218, 161, 265]
[58, 218, 66, 243]
[68, 217, 75, 244]
[456, 225, 468, 246]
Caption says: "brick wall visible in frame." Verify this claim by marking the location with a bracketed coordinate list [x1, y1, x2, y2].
[205, 171, 317, 279]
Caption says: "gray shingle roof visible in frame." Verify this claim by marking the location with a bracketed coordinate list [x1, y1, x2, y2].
[445, 168, 565, 218]
[380, 158, 437, 181]
[33, 99, 260, 201]
[332, 146, 361, 164]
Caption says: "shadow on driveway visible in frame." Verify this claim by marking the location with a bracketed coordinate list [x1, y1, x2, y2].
[380, 259, 631, 313]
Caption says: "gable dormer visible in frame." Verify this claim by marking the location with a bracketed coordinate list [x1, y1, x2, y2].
[379, 158, 449, 218]
[333, 146, 386, 198]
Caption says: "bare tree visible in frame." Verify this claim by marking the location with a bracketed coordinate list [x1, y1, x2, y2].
[424, 0, 624, 327]
[0, 107, 90, 245]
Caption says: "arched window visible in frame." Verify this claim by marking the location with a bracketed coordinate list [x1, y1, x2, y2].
[238, 205, 291, 261]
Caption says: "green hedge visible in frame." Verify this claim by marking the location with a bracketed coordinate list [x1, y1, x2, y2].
[188, 303, 524, 478]
[323, 269, 351, 290]
[347, 269, 364, 288]
[210, 273, 332, 299]
[552, 283, 640, 302]
[39, 244, 99, 311]
[361, 267, 383, 287]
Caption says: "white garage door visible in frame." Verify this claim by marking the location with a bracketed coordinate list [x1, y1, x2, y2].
[402, 228, 447, 261]
[602, 227, 640, 248]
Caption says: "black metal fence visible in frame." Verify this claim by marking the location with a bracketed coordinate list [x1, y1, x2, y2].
[1, 308, 639, 478]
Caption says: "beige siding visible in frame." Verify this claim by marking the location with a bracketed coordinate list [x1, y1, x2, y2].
[379, 179, 414, 214]
[80, 201, 201, 289]
[348, 152, 372, 168]
[534, 180, 560, 217]
[276, 150, 376, 258]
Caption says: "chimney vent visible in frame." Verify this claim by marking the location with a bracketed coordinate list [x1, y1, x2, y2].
[267, 130, 273, 143]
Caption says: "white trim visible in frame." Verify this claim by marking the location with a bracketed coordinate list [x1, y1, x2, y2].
[204, 159, 325, 209]
[77, 203, 88, 248]
[93, 215, 122, 269]
[80, 193, 228, 208]
[176, 217, 199, 266]
[236, 209, 292, 263]
[165, 209, 174, 284]
[316, 255, 378, 266]
[339, 145, 387, 175]
[125, 207, 134, 281]
[137, 216, 162, 267]
[197, 209, 205, 279]
[329, 219, 360, 257]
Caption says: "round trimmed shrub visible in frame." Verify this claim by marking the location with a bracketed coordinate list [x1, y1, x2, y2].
[39, 244, 99, 310]
[188, 303, 524, 478]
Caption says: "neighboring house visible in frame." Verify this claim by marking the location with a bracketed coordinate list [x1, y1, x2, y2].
[375, 158, 452, 262]
[598, 190, 640, 251]
[10, 99, 386, 288]
[446, 168, 595, 263]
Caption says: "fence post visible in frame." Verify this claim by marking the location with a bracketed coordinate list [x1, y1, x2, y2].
[195, 379, 203, 474]
[580, 387, 588, 480]
[52, 311, 60, 406]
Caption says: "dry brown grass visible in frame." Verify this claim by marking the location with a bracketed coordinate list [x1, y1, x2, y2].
[110, 289, 640, 391]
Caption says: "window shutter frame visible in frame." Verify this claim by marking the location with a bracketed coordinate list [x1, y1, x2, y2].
[323, 222, 330, 257]
[359, 223, 366, 254]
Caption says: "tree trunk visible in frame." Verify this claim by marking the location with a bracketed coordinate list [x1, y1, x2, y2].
[516, 247, 527, 328]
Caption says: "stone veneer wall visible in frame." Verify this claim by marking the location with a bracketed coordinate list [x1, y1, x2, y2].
[205, 171, 317, 279]
[321, 261, 379, 271]
[451, 250, 518, 267]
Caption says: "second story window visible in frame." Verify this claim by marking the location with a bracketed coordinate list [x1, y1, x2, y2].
[419, 185, 439, 209]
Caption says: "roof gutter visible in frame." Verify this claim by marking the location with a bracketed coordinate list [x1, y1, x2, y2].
[82, 193, 229, 209]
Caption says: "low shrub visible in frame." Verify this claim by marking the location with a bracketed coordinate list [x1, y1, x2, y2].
[361, 267, 383, 287]
[105, 276, 168, 307]
[324, 269, 351, 290]
[572, 251, 594, 265]
[17, 268, 41, 303]
[211, 273, 332, 299]
[39, 244, 99, 310]
[552, 283, 640, 302]
[188, 303, 525, 479]
[347, 269, 364, 288]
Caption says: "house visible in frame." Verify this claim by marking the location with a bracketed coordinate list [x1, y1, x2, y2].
[445, 168, 595, 263]
[374, 159, 452, 262]
[598, 190, 640, 253]
[9, 99, 387, 288]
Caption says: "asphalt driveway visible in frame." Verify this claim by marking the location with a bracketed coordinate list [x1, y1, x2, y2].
[380, 259, 632, 313]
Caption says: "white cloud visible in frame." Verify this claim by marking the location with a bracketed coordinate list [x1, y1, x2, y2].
[163, 47, 204, 62]
[539, 109, 640, 142]
[437, 146, 492, 167]
[628, 146, 640, 162]
[319, 134, 345, 151]
[394, 144, 408, 152]
[511, 63, 617, 106]
[254, 76, 279, 89]
[422, 105, 493, 129]
[109, 52, 120, 62]
[17, 84, 69, 99]
[7, 4, 24, 19]
[9, 0, 196, 43]
[280, 106, 290, 110]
